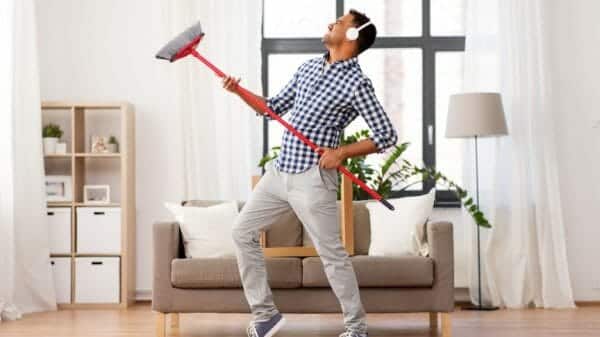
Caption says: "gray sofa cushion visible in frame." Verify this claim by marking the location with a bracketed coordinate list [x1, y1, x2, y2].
[263, 208, 304, 247]
[302, 255, 434, 288]
[171, 257, 302, 289]
[351, 200, 372, 255]
[183, 199, 302, 247]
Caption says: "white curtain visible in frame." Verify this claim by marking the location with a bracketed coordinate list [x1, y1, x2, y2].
[160, 0, 264, 201]
[0, 0, 57, 322]
[461, 0, 575, 308]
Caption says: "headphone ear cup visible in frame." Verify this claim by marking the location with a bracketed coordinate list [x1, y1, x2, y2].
[346, 28, 359, 41]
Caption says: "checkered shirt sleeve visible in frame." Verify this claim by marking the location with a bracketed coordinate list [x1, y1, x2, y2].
[264, 68, 300, 120]
[351, 77, 399, 153]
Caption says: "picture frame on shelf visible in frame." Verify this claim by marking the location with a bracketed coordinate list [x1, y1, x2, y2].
[83, 185, 111, 204]
[45, 175, 72, 202]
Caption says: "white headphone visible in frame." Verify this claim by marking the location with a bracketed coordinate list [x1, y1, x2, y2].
[346, 21, 373, 41]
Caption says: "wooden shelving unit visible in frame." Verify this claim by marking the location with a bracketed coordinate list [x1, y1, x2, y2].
[43, 101, 136, 309]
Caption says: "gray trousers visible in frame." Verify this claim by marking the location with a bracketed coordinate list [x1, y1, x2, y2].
[232, 161, 368, 334]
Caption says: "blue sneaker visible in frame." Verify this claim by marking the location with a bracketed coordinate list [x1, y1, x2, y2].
[246, 313, 286, 337]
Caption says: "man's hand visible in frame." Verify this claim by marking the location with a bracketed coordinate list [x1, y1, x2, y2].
[222, 75, 269, 117]
[317, 140, 379, 169]
[222, 75, 241, 93]
[317, 147, 346, 169]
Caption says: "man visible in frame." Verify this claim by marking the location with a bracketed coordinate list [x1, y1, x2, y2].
[222, 9, 398, 337]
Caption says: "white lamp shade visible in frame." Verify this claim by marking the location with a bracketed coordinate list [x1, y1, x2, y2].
[446, 92, 509, 138]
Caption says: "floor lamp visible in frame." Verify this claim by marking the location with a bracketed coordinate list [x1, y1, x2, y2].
[445, 92, 508, 311]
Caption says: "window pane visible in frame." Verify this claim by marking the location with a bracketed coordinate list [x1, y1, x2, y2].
[264, 0, 335, 38]
[344, 0, 421, 37]
[431, 0, 465, 36]
[435, 52, 465, 189]
[267, 54, 321, 149]
[346, 48, 423, 191]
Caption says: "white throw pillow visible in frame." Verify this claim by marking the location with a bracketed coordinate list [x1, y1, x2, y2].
[164, 201, 239, 258]
[365, 188, 436, 256]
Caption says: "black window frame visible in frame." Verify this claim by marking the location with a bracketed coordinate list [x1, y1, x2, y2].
[261, 0, 465, 207]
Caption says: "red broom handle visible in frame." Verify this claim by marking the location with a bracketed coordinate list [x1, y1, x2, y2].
[189, 50, 394, 211]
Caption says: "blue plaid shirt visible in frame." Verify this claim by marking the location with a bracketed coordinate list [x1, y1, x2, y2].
[266, 53, 398, 174]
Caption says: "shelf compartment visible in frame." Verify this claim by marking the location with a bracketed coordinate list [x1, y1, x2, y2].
[72, 107, 122, 155]
[44, 156, 72, 181]
[41, 107, 72, 155]
[73, 157, 121, 204]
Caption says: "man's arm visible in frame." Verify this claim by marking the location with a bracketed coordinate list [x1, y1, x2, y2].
[222, 66, 299, 119]
[318, 78, 398, 169]
[222, 76, 268, 116]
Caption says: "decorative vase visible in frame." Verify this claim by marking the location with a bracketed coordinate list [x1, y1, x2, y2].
[55, 142, 67, 154]
[43, 137, 58, 154]
[107, 143, 118, 153]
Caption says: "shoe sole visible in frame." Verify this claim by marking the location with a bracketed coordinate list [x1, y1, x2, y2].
[264, 317, 286, 337]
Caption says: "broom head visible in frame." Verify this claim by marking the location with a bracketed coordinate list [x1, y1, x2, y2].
[155, 21, 204, 62]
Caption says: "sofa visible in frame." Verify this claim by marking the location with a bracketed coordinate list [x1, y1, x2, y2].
[152, 199, 454, 337]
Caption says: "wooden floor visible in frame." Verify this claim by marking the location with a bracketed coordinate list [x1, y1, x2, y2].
[0, 302, 598, 337]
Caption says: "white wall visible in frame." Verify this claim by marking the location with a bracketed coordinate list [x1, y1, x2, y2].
[35, 0, 599, 301]
[36, 0, 186, 297]
[548, 0, 600, 301]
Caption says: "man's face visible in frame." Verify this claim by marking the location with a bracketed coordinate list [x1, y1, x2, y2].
[322, 13, 356, 47]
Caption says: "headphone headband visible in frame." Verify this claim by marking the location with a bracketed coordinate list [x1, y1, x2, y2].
[357, 21, 373, 31]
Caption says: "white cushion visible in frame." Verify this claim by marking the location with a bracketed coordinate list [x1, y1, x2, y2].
[365, 188, 436, 256]
[164, 201, 239, 258]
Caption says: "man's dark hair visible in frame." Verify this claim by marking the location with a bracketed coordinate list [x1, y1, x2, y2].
[349, 9, 377, 55]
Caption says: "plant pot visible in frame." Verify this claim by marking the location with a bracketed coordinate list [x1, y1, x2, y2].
[107, 143, 118, 153]
[55, 142, 67, 154]
[43, 137, 58, 154]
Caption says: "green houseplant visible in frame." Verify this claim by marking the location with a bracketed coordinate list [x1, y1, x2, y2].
[42, 123, 64, 155]
[259, 129, 491, 228]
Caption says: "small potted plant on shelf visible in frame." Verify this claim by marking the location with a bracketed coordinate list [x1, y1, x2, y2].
[108, 135, 119, 153]
[42, 123, 63, 155]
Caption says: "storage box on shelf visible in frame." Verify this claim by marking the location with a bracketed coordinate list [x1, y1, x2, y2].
[49, 257, 72, 304]
[42, 101, 136, 308]
[75, 257, 120, 303]
[77, 207, 121, 254]
[47, 207, 71, 255]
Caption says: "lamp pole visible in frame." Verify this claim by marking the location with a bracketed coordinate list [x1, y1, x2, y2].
[463, 135, 499, 311]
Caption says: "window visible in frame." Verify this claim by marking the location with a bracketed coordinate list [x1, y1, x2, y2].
[262, 0, 465, 206]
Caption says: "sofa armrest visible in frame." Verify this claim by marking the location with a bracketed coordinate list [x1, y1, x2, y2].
[427, 221, 454, 311]
[152, 221, 181, 312]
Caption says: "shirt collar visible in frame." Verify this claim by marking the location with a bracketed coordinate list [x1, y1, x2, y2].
[322, 52, 358, 70]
